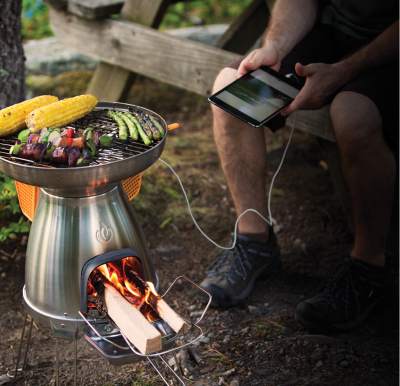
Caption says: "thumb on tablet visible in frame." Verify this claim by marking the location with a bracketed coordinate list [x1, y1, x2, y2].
[236, 47, 280, 79]
[237, 52, 259, 78]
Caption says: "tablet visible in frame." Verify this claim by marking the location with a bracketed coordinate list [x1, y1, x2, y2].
[209, 66, 301, 128]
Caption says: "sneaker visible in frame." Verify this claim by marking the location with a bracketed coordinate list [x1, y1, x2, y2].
[196, 227, 281, 307]
[295, 255, 393, 332]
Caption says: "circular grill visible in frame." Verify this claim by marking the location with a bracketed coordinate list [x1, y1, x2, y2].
[0, 102, 169, 197]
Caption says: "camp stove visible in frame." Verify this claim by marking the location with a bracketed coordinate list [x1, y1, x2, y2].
[0, 102, 211, 386]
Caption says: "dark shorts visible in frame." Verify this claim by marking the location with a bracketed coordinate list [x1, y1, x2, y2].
[226, 23, 399, 152]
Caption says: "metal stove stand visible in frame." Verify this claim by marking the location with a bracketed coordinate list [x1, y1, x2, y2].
[10, 276, 211, 386]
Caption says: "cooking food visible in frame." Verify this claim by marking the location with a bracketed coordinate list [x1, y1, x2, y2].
[3, 101, 168, 169]
[138, 110, 160, 140]
[16, 142, 93, 167]
[77, 148, 93, 166]
[0, 95, 58, 137]
[131, 110, 153, 140]
[26, 94, 98, 133]
[108, 110, 127, 140]
[149, 115, 165, 138]
[125, 111, 151, 145]
[12, 125, 99, 167]
[99, 134, 112, 147]
[116, 111, 138, 141]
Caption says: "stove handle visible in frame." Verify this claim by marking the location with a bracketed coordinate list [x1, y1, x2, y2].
[167, 123, 179, 131]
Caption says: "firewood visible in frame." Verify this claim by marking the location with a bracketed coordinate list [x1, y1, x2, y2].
[127, 270, 190, 334]
[188, 346, 204, 365]
[96, 280, 162, 355]
[147, 294, 190, 335]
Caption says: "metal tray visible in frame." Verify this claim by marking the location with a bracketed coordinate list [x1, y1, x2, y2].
[83, 319, 179, 366]
[0, 102, 168, 197]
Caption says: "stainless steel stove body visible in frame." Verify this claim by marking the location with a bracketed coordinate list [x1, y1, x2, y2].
[0, 102, 168, 339]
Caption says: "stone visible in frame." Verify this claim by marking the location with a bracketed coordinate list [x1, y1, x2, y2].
[199, 337, 211, 344]
[24, 38, 98, 77]
[165, 24, 229, 46]
[340, 361, 348, 368]
[230, 380, 240, 386]
[248, 306, 260, 316]
[311, 351, 323, 362]
[333, 354, 345, 363]
[253, 369, 268, 376]
[222, 368, 235, 376]
[316, 361, 324, 368]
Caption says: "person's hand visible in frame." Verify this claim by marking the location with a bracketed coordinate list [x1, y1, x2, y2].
[282, 62, 347, 116]
[237, 43, 281, 79]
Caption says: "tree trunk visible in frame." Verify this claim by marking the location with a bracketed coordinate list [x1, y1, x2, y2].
[0, 0, 25, 109]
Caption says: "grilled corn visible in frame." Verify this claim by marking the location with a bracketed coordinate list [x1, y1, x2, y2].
[0, 95, 58, 137]
[26, 94, 98, 133]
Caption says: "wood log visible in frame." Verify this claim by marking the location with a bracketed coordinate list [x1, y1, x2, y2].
[147, 293, 189, 335]
[125, 269, 190, 335]
[98, 280, 162, 355]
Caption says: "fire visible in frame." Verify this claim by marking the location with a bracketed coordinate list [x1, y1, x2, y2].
[87, 257, 159, 322]
[125, 280, 141, 297]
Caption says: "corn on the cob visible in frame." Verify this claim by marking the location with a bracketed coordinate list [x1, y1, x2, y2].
[0, 95, 58, 137]
[26, 94, 98, 133]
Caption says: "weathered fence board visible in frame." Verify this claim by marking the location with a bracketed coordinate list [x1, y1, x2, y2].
[50, 9, 238, 97]
[86, 0, 171, 101]
[286, 105, 336, 142]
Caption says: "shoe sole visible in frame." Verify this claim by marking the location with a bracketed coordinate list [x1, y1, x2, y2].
[197, 250, 282, 307]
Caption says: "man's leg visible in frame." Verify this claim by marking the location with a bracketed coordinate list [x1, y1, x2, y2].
[212, 67, 269, 236]
[196, 68, 282, 307]
[295, 90, 396, 332]
[330, 91, 396, 267]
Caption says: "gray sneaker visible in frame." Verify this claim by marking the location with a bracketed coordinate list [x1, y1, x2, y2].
[197, 227, 282, 307]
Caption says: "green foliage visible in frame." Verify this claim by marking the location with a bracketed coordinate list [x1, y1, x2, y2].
[0, 171, 20, 216]
[22, 0, 53, 40]
[130, 370, 160, 386]
[160, 0, 253, 29]
[0, 171, 30, 242]
[20, 0, 251, 41]
[159, 217, 172, 229]
[0, 216, 30, 242]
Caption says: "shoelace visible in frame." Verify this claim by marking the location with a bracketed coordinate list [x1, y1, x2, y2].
[317, 257, 363, 322]
[205, 243, 252, 284]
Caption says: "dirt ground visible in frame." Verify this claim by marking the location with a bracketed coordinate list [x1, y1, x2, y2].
[0, 77, 398, 386]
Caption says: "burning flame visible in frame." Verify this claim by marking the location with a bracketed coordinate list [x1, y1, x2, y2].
[125, 280, 141, 297]
[98, 264, 111, 280]
[87, 257, 159, 322]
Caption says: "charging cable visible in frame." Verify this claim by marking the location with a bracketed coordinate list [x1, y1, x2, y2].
[157, 111, 297, 250]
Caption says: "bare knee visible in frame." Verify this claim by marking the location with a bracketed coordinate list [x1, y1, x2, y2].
[330, 92, 383, 161]
[213, 67, 237, 94]
[212, 67, 241, 134]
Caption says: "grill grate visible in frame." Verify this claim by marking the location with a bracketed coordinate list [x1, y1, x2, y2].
[0, 109, 162, 169]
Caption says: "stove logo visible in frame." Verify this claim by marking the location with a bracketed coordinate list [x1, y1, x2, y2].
[96, 222, 113, 243]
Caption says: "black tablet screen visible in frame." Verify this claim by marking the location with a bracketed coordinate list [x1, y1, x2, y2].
[211, 68, 300, 126]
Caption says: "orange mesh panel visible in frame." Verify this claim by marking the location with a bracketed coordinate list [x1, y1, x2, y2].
[122, 173, 142, 200]
[15, 181, 41, 222]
